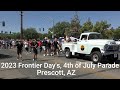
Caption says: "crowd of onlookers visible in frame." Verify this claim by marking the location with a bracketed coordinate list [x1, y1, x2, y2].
[0, 35, 77, 57]
[0, 35, 78, 61]
[0, 39, 16, 49]
[0, 37, 64, 56]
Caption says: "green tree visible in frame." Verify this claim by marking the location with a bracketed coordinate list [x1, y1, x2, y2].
[113, 27, 120, 39]
[70, 12, 80, 32]
[93, 20, 111, 38]
[104, 30, 113, 39]
[70, 16, 81, 38]
[80, 18, 93, 33]
[48, 21, 71, 38]
[23, 28, 39, 40]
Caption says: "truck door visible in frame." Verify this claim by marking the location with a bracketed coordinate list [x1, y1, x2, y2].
[77, 35, 88, 54]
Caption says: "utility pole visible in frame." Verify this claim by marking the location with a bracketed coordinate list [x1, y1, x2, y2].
[20, 11, 23, 39]
[53, 19, 55, 38]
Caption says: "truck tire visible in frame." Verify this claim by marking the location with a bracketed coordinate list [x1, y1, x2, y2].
[91, 51, 102, 64]
[65, 49, 72, 58]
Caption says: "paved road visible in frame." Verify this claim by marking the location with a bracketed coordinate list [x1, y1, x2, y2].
[0, 48, 120, 79]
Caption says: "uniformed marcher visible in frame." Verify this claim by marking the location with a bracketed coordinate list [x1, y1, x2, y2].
[31, 39, 38, 61]
[16, 40, 23, 60]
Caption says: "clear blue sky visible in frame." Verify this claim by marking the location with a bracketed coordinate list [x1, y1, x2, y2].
[0, 11, 120, 34]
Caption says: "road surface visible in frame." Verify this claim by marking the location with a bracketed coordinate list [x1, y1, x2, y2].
[0, 48, 120, 79]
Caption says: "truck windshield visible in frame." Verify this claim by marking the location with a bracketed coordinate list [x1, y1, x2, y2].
[88, 34, 102, 39]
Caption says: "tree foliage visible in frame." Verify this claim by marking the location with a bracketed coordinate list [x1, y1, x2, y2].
[113, 27, 120, 39]
[23, 28, 39, 40]
[1, 18, 120, 40]
[71, 15, 80, 32]
[92, 20, 111, 38]
[48, 21, 71, 38]
[80, 18, 93, 33]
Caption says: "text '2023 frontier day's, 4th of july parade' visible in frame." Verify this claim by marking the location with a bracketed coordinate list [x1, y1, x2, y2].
[0, 62, 120, 76]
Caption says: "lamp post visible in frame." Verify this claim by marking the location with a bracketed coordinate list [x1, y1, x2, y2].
[20, 11, 23, 39]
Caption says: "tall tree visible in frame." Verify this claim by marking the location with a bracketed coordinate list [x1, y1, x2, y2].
[70, 11, 80, 32]
[48, 21, 71, 38]
[70, 11, 81, 38]
[80, 18, 93, 33]
[23, 28, 39, 40]
[93, 20, 111, 38]
[104, 30, 113, 39]
[113, 27, 120, 39]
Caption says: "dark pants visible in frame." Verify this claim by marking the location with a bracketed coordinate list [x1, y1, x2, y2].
[25, 47, 29, 52]
[17, 49, 22, 55]
[40, 46, 42, 53]
[33, 48, 38, 55]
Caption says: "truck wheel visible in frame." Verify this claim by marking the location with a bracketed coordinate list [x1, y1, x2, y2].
[65, 49, 72, 58]
[91, 51, 102, 64]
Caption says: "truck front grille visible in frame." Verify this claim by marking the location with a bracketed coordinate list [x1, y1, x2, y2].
[106, 45, 119, 51]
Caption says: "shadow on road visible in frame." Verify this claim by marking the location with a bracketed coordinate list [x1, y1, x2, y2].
[0, 54, 12, 59]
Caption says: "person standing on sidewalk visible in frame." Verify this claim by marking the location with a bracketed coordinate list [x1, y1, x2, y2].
[31, 39, 38, 61]
[16, 40, 23, 61]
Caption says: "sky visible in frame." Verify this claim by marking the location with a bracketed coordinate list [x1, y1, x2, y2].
[0, 11, 120, 34]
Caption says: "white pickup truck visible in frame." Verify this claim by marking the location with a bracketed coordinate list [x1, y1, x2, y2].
[62, 32, 120, 64]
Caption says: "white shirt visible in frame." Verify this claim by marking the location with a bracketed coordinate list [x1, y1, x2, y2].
[24, 41, 28, 48]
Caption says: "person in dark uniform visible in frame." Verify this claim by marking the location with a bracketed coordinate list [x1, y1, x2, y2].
[16, 40, 23, 60]
[46, 39, 51, 56]
[53, 38, 59, 56]
[31, 39, 38, 61]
